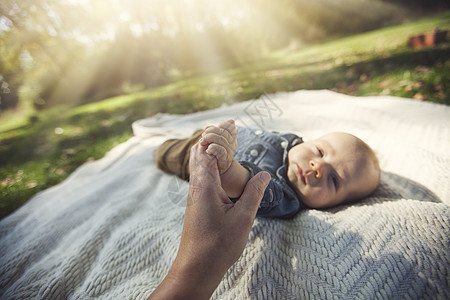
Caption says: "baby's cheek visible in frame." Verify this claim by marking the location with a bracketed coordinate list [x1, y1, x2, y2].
[286, 166, 297, 186]
[303, 188, 330, 208]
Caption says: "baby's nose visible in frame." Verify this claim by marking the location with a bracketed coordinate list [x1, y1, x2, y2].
[309, 160, 324, 178]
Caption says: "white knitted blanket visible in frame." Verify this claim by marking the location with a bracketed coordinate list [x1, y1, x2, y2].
[0, 90, 449, 299]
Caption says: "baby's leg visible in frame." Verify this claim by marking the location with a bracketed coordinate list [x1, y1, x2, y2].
[154, 130, 203, 181]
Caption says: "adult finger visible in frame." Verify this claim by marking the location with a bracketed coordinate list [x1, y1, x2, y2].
[189, 142, 221, 186]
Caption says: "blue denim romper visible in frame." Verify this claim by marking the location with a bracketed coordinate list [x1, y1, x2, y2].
[235, 127, 304, 219]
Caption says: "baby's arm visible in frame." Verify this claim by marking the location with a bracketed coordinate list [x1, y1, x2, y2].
[200, 120, 251, 199]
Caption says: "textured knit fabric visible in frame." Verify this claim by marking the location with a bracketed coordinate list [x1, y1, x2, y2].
[0, 90, 449, 299]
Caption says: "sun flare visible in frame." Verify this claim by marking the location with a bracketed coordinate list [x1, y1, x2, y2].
[1, 0, 441, 110]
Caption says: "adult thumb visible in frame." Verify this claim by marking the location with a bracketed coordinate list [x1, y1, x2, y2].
[236, 171, 271, 217]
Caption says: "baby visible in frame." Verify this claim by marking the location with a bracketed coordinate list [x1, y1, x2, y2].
[155, 120, 380, 219]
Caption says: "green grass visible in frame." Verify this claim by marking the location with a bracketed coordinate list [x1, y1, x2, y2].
[1, 11, 449, 220]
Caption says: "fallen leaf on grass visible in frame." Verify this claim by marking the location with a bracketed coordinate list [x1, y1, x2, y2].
[434, 91, 445, 99]
[413, 93, 425, 100]
[26, 182, 37, 189]
[55, 168, 66, 175]
[415, 66, 431, 74]
[1, 177, 13, 187]
[360, 74, 368, 83]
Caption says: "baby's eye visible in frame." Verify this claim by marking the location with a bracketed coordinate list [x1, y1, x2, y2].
[317, 147, 324, 157]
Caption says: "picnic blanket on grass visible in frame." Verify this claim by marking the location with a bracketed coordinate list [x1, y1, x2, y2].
[0, 90, 449, 299]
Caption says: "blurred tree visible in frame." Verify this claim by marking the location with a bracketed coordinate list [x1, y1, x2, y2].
[0, 0, 94, 109]
[0, 31, 21, 110]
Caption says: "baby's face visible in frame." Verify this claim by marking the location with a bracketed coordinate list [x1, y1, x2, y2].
[287, 132, 379, 209]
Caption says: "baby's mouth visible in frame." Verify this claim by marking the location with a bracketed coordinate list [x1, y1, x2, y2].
[297, 164, 306, 185]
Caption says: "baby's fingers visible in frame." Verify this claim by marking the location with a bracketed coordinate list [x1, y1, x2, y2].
[218, 120, 236, 137]
[201, 128, 233, 147]
[206, 144, 232, 172]
[205, 120, 235, 141]
[206, 143, 226, 160]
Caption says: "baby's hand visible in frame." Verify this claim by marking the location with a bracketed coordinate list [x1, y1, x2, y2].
[199, 120, 237, 175]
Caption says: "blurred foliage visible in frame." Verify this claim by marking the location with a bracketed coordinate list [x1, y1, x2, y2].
[1, 0, 448, 112]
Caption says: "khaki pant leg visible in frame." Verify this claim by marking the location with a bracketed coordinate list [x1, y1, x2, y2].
[154, 130, 203, 181]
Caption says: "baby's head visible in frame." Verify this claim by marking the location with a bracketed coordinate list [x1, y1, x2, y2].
[287, 132, 380, 209]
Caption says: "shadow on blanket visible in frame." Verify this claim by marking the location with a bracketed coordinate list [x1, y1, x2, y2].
[372, 171, 442, 203]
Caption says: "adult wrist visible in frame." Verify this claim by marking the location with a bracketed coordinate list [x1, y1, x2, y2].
[157, 253, 226, 299]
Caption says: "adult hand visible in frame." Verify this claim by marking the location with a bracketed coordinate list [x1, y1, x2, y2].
[149, 141, 270, 299]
